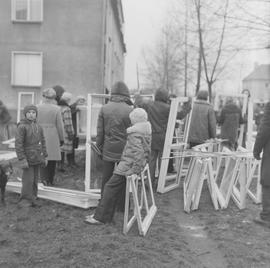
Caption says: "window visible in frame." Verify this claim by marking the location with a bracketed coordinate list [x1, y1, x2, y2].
[11, 0, 43, 22]
[11, 51, 43, 87]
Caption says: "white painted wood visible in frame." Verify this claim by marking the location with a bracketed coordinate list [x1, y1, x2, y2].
[123, 164, 157, 236]
[6, 182, 100, 209]
[17, 92, 35, 123]
[157, 97, 190, 193]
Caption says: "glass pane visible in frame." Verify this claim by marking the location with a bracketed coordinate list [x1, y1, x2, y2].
[13, 54, 28, 85]
[27, 54, 42, 86]
[29, 0, 42, 21]
[15, 0, 27, 20]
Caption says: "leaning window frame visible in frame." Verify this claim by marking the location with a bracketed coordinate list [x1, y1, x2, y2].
[11, 0, 43, 23]
[11, 51, 43, 87]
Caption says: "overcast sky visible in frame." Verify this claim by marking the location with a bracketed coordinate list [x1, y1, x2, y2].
[122, 0, 170, 89]
[122, 0, 270, 92]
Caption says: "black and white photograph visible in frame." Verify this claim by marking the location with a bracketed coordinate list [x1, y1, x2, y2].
[0, 0, 270, 267]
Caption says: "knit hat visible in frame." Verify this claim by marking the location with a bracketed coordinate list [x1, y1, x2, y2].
[197, 90, 208, 100]
[60, 92, 72, 104]
[53, 85, 65, 104]
[42, 88, 56, 99]
[129, 108, 148, 125]
[111, 81, 130, 98]
[155, 89, 169, 103]
[23, 104, 37, 116]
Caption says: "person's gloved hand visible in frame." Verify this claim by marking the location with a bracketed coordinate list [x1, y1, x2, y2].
[253, 151, 261, 160]
[41, 158, 48, 167]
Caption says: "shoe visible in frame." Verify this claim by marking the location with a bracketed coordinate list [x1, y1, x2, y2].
[84, 214, 103, 225]
[253, 217, 270, 228]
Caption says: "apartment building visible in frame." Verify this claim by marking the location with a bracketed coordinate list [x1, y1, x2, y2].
[0, 0, 126, 120]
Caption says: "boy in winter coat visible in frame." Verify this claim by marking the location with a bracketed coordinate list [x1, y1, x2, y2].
[15, 105, 48, 207]
[85, 108, 152, 224]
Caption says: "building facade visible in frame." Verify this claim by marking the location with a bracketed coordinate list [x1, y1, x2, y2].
[242, 64, 270, 101]
[0, 0, 126, 120]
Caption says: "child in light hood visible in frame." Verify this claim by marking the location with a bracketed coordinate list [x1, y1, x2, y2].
[85, 108, 151, 224]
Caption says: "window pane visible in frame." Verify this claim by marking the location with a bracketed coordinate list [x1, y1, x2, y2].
[13, 53, 42, 86]
[28, 54, 42, 86]
[29, 0, 42, 21]
[14, 54, 28, 85]
[15, 0, 28, 20]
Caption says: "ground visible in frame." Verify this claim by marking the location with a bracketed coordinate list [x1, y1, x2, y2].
[1, 151, 270, 268]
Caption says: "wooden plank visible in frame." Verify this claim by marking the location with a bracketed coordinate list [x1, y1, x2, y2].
[157, 97, 191, 193]
[6, 182, 100, 209]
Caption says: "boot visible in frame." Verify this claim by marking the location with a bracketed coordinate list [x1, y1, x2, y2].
[59, 152, 65, 172]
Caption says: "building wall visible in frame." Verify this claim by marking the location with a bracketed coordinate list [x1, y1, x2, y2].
[103, 0, 125, 91]
[0, 0, 125, 121]
[243, 79, 270, 101]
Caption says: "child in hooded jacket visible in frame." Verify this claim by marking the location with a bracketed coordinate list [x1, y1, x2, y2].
[85, 108, 152, 224]
[15, 105, 48, 207]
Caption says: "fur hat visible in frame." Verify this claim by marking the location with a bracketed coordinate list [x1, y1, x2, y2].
[23, 104, 37, 116]
[197, 90, 208, 100]
[42, 88, 56, 99]
[129, 108, 148, 125]
[60, 92, 72, 104]
[111, 81, 130, 98]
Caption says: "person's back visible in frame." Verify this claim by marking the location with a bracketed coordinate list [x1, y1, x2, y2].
[142, 89, 170, 151]
[219, 100, 243, 149]
[96, 83, 133, 162]
[188, 90, 216, 147]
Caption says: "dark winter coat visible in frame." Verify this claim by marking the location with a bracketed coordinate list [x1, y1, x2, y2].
[114, 121, 151, 176]
[0, 101, 11, 125]
[15, 119, 47, 165]
[96, 95, 133, 162]
[218, 102, 244, 147]
[142, 91, 190, 151]
[253, 102, 270, 186]
[188, 100, 216, 144]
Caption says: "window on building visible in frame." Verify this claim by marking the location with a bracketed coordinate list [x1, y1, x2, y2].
[11, 52, 43, 87]
[11, 0, 43, 22]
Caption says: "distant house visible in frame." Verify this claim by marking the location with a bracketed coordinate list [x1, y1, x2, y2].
[242, 64, 270, 101]
[0, 0, 126, 121]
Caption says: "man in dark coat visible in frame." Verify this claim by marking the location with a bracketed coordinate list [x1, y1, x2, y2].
[253, 101, 270, 226]
[188, 90, 216, 148]
[141, 89, 190, 189]
[218, 98, 244, 150]
[96, 81, 133, 210]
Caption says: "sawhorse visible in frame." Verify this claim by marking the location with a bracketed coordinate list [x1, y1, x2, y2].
[123, 164, 157, 236]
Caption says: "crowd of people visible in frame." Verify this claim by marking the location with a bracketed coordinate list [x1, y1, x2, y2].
[0, 80, 268, 227]
[13, 86, 85, 207]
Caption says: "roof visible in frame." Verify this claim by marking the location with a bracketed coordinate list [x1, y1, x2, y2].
[243, 64, 270, 81]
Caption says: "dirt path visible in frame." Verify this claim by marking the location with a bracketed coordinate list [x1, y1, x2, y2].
[168, 190, 228, 267]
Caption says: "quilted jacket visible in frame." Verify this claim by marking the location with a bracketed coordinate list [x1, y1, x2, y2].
[15, 118, 47, 165]
[114, 121, 152, 176]
[96, 95, 133, 162]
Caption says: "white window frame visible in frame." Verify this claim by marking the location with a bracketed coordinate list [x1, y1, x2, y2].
[17, 92, 35, 123]
[11, 0, 43, 23]
[11, 51, 43, 87]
